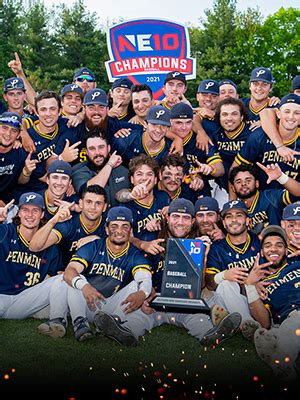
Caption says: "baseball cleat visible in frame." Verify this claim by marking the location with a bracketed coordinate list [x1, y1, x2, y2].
[94, 311, 138, 347]
[73, 316, 94, 342]
[210, 304, 229, 326]
[200, 312, 242, 347]
[38, 318, 67, 338]
[254, 328, 297, 381]
[241, 319, 261, 342]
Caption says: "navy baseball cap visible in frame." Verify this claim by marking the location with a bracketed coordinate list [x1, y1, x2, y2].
[282, 203, 300, 220]
[48, 160, 72, 177]
[0, 112, 22, 130]
[292, 75, 300, 91]
[195, 197, 219, 213]
[61, 84, 83, 98]
[74, 67, 95, 80]
[106, 206, 133, 225]
[168, 198, 195, 217]
[4, 77, 26, 92]
[170, 103, 193, 120]
[164, 71, 187, 85]
[261, 225, 288, 245]
[250, 67, 273, 84]
[84, 88, 108, 106]
[146, 105, 171, 127]
[18, 192, 45, 210]
[197, 80, 219, 95]
[112, 78, 133, 90]
[219, 79, 237, 90]
[279, 93, 300, 108]
[221, 200, 248, 217]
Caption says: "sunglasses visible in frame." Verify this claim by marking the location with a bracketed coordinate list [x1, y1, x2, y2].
[76, 75, 95, 82]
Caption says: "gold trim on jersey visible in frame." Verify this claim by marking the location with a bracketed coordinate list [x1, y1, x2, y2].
[249, 100, 269, 115]
[118, 112, 128, 120]
[161, 102, 171, 110]
[263, 262, 288, 280]
[282, 127, 300, 147]
[80, 214, 102, 234]
[52, 228, 63, 243]
[142, 134, 166, 157]
[134, 195, 154, 209]
[247, 191, 260, 214]
[32, 120, 59, 140]
[183, 131, 193, 146]
[132, 265, 151, 275]
[18, 228, 29, 248]
[225, 233, 251, 254]
[235, 153, 252, 166]
[206, 267, 220, 275]
[225, 122, 245, 140]
[106, 238, 130, 259]
[45, 190, 58, 216]
[158, 181, 182, 200]
[70, 256, 88, 268]
[288, 244, 299, 255]
[283, 190, 291, 206]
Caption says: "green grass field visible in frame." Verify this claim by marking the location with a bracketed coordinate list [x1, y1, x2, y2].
[0, 318, 298, 400]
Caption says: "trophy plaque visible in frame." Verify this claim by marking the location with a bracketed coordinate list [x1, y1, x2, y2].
[150, 238, 210, 314]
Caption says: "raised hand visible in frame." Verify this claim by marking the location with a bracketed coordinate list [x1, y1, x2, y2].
[0, 200, 15, 222]
[60, 139, 81, 162]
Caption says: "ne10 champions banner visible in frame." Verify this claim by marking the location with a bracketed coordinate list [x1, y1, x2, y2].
[105, 19, 196, 99]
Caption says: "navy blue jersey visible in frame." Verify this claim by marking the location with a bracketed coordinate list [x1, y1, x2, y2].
[242, 98, 278, 123]
[235, 128, 300, 190]
[200, 116, 221, 139]
[16, 116, 81, 193]
[287, 244, 300, 264]
[0, 224, 62, 295]
[123, 189, 170, 241]
[157, 181, 198, 203]
[262, 261, 300, 324]
[70, 238, 151, 297]
[42, 190, 80, 221]
[206, 232, 260, 275]
[0, 100, 7, 114]
[0, 147, 28, 202]
[111, 131, 172, 167]
[244, 189, 297, 234]
[52, 212, 107, 267]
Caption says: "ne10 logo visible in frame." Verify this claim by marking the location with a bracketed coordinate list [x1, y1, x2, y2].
[105, 19, 196, 99]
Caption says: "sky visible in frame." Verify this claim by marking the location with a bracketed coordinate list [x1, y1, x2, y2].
[43, 0, 298, 26]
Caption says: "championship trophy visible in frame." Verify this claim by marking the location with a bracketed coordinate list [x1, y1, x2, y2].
[150, 238, 210, 314]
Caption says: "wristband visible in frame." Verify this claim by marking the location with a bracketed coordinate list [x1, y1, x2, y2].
[276, 173, 289, 185]
[22, 169, 31, 177]
[275, 144, 285, 149]
[214, 270, 225, 284]
[107, 161, 114, 168]
[71, 276, 89, 290]
[244, 284, 260, 303]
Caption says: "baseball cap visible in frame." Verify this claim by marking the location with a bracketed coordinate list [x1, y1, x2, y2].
[168, 198, 195, 217]
[220, 200, 248, 217]
[74, 67, 95, 80]
[146, 105, 171, 127]
[291, 75, 300, 91]
[61, 84, 83, 98]
[170, 103, 193, 120]
[4, 77, 26, 92]
[48, 160, 72, 177]
[195, 197, 219, 213]
[197, 80, 219, 95]
[18, 192, 45, 210]
[83, 88, 108, 106]
[250, 67, 273, 84]
[164, 71, 187, 85]
[112, 78, 133, 90]
[0, 112, 22, 130]
[106, 206, 133, 225]
[282, 203, 300, 220]
[261, 225, 288, 245]
[279, 93, 300, 108]
[219, 79, 237, 90]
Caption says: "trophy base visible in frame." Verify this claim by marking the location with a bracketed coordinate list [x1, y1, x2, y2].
[150, 295, 211, 314]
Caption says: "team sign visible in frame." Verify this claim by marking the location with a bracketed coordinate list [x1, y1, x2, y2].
[105, 19, 196, 99]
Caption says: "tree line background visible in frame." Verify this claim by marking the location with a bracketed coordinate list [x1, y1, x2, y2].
[0, 0, 299, 102]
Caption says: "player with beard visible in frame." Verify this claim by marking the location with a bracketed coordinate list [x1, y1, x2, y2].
[244, 225, 300, 380]
[72, 130, 129, 207]
[194, 197, 225, 241]
[93, 198, 241, 347]
[29, 185, 107, 267]
[229, 164, 297, 234]
[205, 200, 261, 327]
